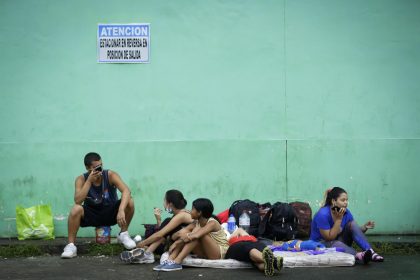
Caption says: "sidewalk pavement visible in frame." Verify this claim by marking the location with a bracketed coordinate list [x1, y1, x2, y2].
[1, 255, 419, 280]
[1, 235, 419, 257]
[1, 235, 419, 280]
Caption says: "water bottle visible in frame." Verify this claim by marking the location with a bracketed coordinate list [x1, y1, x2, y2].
[239, 210, 250, 233]
[227, 214, 236, 234]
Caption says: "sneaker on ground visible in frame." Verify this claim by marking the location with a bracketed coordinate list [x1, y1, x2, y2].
[117, 231, 136, 249]
[153, 260, 169, 271]
[61, 243, 77, 259]
[132, 252, 155, 264]
[262, 247, 275, 276]
[120, 248, 145, 263]
[276, 256, 283, 271]
[160, 260, 183, 272]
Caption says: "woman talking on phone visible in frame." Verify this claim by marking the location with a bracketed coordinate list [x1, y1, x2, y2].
[310, 187, 384, 264]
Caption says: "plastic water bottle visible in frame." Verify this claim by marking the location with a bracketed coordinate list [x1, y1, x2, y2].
[227, 214, 236, 234]
[239, 210, 250, 233]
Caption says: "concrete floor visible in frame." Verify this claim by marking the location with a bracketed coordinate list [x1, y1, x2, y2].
[1, 255, 419, 280]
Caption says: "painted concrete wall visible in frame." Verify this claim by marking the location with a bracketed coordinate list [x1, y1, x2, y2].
[0, 0, 419, 237]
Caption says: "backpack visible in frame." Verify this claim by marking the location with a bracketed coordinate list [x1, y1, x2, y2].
[229, 199, 260, 237]
[258, 202, 298, 241]
[258, 202, 272, 220]
[289, 201, 312, 238]
[143, 224, 159, 239]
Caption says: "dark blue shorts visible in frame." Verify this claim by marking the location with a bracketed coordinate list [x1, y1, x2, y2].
[80, 200, 121, 227]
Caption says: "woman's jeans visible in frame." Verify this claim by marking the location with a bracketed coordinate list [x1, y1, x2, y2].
[322, 221, 371, 255]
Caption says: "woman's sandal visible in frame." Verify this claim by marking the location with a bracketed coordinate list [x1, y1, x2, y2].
[371, 252, 384, 262]
[362, 249, 372, 264]
[356, 249, 372, 264]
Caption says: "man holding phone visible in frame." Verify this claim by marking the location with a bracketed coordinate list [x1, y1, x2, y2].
[61, 152, 136, 258]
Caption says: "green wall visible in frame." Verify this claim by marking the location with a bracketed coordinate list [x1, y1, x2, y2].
[0, 0, 419, 237]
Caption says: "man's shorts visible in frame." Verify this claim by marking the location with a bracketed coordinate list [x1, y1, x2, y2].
[80, 200, 121, 227]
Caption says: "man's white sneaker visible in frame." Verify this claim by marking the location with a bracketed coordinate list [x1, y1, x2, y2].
[117, 231, 136, 249]
[61, 243, 77, 259]
[120, 248, 145, 263]
[132, 252, 155, 264]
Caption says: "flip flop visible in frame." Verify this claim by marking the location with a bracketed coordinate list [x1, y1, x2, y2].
[372, 252, 384, 262]
[356, 249, 373, 264]
[363, 249, 372, 264]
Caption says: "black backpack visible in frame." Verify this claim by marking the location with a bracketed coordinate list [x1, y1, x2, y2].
[258, 202, 298, 241]
[229, 199, 260, 237]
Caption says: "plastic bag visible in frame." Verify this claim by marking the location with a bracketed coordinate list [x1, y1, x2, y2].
[15, 204, 55, 240]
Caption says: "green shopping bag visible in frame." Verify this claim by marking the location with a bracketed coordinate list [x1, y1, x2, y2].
[15, 204, 55, 240]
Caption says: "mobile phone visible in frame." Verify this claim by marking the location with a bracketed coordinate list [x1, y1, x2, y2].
[331, 206, 341, 212]
[94, 165, 103, 172]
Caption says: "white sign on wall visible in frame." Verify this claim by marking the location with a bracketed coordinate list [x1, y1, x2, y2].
[97, 23, 150, 63]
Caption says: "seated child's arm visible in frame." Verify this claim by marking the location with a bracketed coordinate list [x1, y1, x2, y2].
[169, 239, 184, 253]
[139, 213, 191, 247]
[171, 223, 195, 241]
[182, 220, 219, 242]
